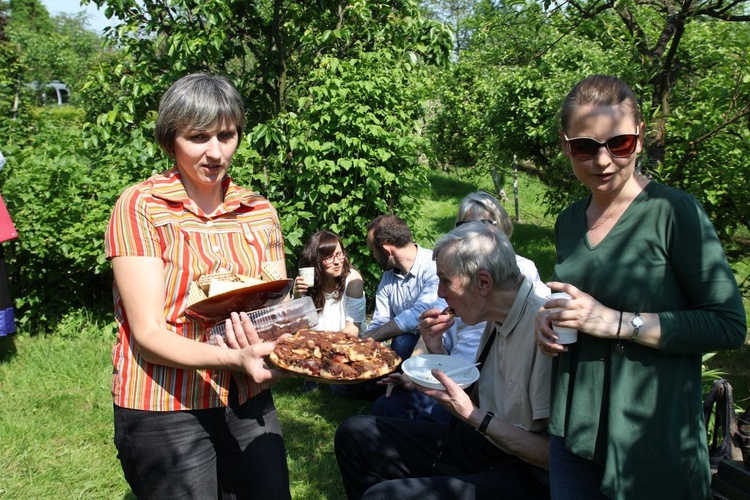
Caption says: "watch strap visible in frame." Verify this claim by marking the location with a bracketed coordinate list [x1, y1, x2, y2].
[477, 411, 494, 435]
[630, 312, 642, 342]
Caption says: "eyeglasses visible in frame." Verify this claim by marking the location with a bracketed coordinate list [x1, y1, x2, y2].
[455, 219, 497, 228]
[563, 126, 639, 161]
[321, 251, 345, 265]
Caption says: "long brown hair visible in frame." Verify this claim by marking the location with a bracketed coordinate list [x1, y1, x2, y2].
[298, 231, 351, 310]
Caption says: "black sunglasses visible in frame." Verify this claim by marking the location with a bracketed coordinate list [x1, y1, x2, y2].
[564, 126, 639, 161]
[455, 219, 497, 228]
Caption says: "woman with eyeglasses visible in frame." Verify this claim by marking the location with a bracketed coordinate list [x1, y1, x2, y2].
[294, 230, 366, 337]
[535, 75, 746, 498]
[456, 191, 540, 283]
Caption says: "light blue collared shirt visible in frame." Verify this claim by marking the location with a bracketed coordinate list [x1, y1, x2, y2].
[366, 244, 446, 335]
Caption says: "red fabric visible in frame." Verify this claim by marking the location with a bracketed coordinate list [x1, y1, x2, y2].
[0, 195, 17, 243]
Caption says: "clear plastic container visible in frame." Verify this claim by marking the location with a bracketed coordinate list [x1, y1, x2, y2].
[209, 296, 319, 342]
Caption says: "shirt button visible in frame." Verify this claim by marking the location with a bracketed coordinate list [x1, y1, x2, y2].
[213, 246, 221, 252]
[218, 267, 228, 273]
[206, 220, 214, 227]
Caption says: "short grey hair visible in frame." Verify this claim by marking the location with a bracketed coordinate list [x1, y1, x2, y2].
[433, 222, 521, 289]
[456, 191, 514, 238]
[154, 73, 246, 157]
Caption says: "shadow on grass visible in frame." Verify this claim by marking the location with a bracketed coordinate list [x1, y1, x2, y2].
[512, 223, 556, 282]
[0, 334, 17, 364]
[427, 171, 479, 202]
[273, 378, 372, 498]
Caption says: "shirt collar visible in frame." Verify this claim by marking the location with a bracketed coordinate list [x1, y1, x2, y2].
[150, 167, 255, 216]
[496, 278, 534, 338]
[400, 244, 427, 278]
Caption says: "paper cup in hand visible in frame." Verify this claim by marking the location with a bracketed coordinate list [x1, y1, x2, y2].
[299, 267, 315, 288]
[547, 292, 577, 344]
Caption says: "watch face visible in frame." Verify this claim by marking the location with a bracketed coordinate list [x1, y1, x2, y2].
[632, 315, 644, 328]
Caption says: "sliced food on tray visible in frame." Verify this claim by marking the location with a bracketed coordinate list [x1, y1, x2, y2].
[269, 329, 401, 383]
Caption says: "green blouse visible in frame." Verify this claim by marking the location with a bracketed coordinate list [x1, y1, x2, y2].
[550, 182, 746, 499]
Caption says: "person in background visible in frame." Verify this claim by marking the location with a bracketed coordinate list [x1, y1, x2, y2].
[104, 73, 291, 498]
[361, 214, 445, 360]
[0, 148, 16, 338]
[536, 74, 746, 499]
[370, 191, 543, 422]
[294, 230, 365, 336]
[456, 191, 540, 282]
[335, 222, 552, 499]
[294, 230, 366, 391]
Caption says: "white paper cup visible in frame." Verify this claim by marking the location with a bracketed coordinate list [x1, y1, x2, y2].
[547, 292, 577, 344]
[299, 267, 315, 287]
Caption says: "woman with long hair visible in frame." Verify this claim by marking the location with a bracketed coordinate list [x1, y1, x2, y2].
[294, 230, 365, 337]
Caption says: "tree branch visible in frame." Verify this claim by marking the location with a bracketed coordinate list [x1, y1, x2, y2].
[674, 105, 750, 178]
[616, 6, 649, 57]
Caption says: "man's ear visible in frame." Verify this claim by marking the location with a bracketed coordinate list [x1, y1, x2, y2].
[476, 269, 493, 296]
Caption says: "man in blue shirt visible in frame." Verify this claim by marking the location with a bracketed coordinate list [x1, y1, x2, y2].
[361, 214, 445, 360]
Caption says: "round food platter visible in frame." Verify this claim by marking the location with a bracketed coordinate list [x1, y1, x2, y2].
[401, 354, 479, 390]
[267, 328, 402, 384]
[185, 279, 293, 325]
[267, 362, 396, 385]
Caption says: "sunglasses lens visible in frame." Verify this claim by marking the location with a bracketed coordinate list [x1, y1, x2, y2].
[568, 138, 599, 160]
[607, 135, 638, 157]
[567, 134, 638, 160]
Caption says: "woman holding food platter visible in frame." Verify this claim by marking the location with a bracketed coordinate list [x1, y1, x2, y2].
[105, 73, 292, 498]
[535, 75, 746, 498]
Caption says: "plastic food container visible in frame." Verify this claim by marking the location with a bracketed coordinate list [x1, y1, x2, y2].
[209, 296, 319, 343]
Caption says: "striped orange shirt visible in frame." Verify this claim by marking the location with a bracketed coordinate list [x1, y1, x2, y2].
[104, 167, 285, 411]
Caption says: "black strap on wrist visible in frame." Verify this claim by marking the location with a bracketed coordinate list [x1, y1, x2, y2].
[477, 411, 495, 435]
[615, 311, 624, 355]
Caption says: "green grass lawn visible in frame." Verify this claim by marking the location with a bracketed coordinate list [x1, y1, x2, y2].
[0, 169, 747, 498]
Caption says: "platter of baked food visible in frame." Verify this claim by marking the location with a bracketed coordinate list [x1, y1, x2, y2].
[269, 329, 402, 384]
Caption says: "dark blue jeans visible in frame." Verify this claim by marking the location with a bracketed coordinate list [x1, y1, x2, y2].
[335, 414, 550, 500]
[549, 435, 608, 499]
[389, 332, 420, 361]
[371, 386, 453, 425]
[113, 389, 290, 499]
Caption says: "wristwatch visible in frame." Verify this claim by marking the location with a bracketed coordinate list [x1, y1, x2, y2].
[630, 312, 643, 342]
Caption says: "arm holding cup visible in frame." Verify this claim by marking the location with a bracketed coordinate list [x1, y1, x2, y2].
[535, 281, 663, 353]
[293, 267, 315, 298]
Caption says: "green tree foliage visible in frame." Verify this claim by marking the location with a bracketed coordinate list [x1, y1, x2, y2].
[0, 1, 113, 328]
[1, 108, 125, 329]
[426, 0, 750, 245]
[0, 0, 453, 326]
[5, 0, 101, 97]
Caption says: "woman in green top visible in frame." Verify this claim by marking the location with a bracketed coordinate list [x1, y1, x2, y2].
[536, 75, 746, 499]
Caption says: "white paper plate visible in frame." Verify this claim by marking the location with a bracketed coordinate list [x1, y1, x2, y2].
[401, 354, 480, 390]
